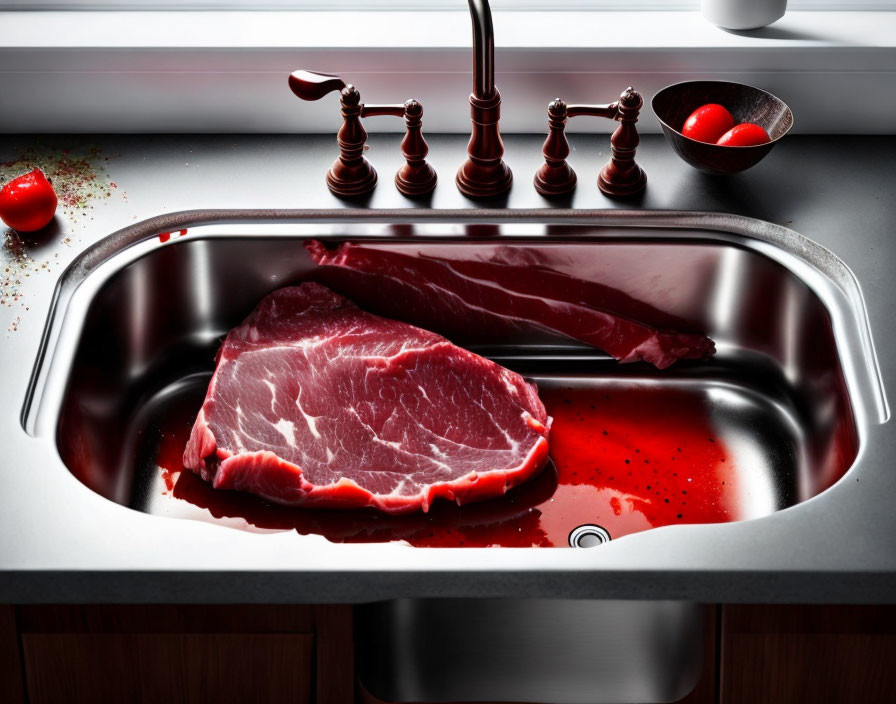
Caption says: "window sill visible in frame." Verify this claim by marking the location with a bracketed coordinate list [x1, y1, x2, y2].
[0, 10, 893, 133]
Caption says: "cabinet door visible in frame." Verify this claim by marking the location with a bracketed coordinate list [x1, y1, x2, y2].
[22, 632, 313, 704]
[0, 606, 25, 704]
[18, 605, 314, 704]
[720, 605, 896, 704]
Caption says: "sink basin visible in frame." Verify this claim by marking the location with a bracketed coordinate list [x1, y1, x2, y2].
[22, 208, 886, 703]
[28, 212, 875, 540]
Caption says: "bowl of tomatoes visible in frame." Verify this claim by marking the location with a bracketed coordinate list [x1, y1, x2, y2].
[652, 80, 793, 175]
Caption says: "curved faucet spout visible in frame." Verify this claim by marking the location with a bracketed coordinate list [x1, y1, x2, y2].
[468, 0, 495, 99]
[457, 0, 510, 198]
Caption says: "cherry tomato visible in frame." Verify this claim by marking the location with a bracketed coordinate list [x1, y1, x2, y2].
[716, 123, 771, 147]
[0, 168, 58, 232]
[681, 104, 735, 144]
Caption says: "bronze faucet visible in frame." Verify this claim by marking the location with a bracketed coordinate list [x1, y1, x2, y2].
[534, 89, 647, 198]
[289, 0, 644, 200]
[288, 71, 437, 198]
[456, 0, 513, 200]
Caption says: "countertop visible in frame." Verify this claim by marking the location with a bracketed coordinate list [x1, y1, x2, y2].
[1, 133, 894, 603]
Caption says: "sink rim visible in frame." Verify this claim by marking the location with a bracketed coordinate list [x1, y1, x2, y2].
[24, 207, 888, 436]
[6, 208, 894, 605]
[27, 210, 887, 531]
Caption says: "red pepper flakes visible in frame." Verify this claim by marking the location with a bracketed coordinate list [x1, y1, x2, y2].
[1, 143, 123, 228]
[1, 143, 124, 326]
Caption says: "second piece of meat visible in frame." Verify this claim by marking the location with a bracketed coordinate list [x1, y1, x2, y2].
[305, 241, 714, 369]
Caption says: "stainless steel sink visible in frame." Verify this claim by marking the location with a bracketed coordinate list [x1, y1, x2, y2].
[28, 212, 877, 530]
[356, 599, 704, 703]
[21, 208, 887, 704]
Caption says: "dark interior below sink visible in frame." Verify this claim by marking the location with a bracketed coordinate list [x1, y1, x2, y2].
[55, 233, 860, 546]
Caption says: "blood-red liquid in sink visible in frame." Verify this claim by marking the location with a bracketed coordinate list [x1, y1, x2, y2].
[155, 384, 740, 546]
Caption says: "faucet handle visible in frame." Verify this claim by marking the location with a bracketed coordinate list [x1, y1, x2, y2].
[534, 87, 647, 199]
[289, 69, 375, 197]
[598, 87, 647, 198]
[363, 100, 437, 197]
[288, 69, 436, 198]
[533, 99, 576, 197]
[288, 70, 348, 102]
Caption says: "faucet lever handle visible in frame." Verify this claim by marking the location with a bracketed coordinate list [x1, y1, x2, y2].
[288, 70, 348, 102]
[361, 102, 437, 197]
[288, 70, 435, 198]
[397, 100, 438, 197]
[534, 87, 647, 199]
[289, 68, 374, 197]
[533, 99, 576, 197]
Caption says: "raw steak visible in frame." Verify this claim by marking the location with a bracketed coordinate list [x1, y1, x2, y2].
[306, 241, 715, 369]
[183, 283, 550, 514]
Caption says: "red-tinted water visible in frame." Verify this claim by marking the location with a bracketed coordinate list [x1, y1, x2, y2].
[540, 385, 739, 538]
[155, 384, 740, 546]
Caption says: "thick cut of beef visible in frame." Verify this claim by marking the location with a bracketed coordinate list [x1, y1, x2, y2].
[306, 241, 715, 369]
[183, 283, 550, 514]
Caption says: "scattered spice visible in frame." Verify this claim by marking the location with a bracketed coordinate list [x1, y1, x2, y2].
[1, 143, 121, 226]
[1, 232, 49, 310]
[1, 143, 125, 328]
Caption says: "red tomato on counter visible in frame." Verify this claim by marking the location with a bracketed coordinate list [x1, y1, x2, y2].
[0, 168, 58, 232]
[681, 104, 735, 144]
[716, 123, 771, 147]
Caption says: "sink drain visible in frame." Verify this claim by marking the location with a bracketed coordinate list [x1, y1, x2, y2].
[569, 524, 612, 548]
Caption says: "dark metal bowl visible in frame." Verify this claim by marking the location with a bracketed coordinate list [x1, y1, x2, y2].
[652, 80, 793, 175]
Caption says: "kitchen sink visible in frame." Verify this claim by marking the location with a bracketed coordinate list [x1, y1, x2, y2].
[27, 211, 877, 539]
[21, 208, 886, 703]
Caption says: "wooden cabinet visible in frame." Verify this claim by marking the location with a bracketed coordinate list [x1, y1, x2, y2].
[3, 604, 895, 704]
[719, 605, 896, 704]
[22, 632, 313, 704]
[0, 605, 25, 704]
[13, 606, 317, 704]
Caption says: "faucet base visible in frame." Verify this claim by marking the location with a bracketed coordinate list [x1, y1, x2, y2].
[457, 91, 513, 200]
[326, 160, 378, 198]
[598, 165, 647, 198]
[534, 164, 577, 197]
[456, 161, 513, 201]
[397, 163, 438, 198]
